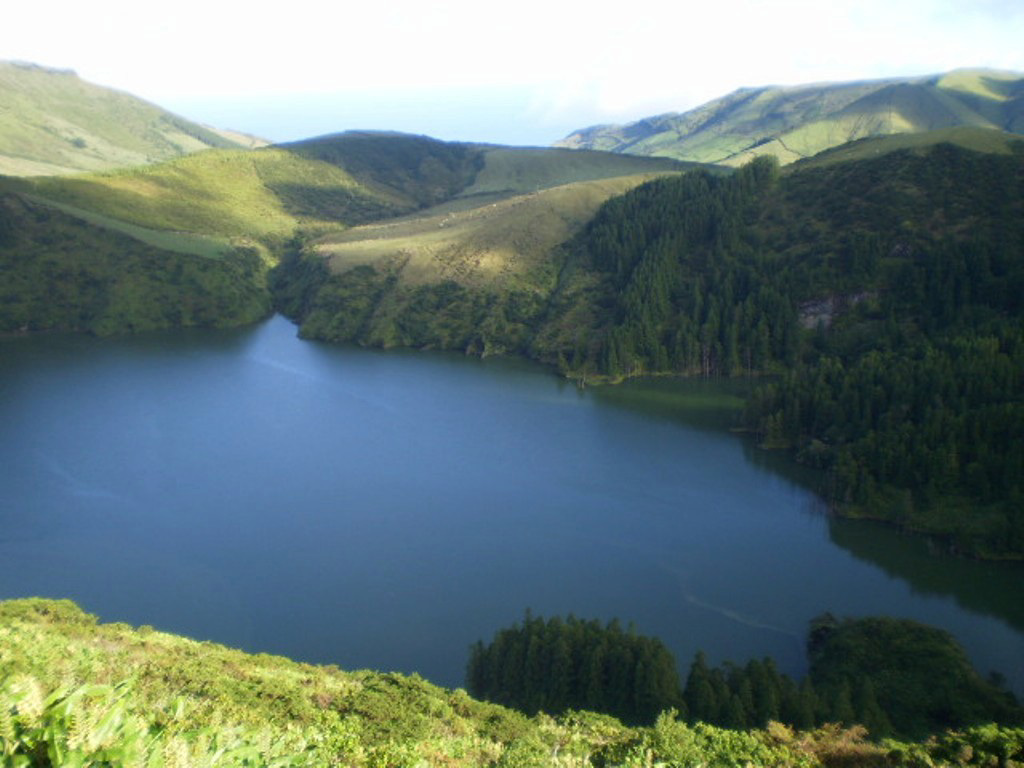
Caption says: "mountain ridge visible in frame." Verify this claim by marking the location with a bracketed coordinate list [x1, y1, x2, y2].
[0, 60, 263, 176]
[556, 68, 1024, 165]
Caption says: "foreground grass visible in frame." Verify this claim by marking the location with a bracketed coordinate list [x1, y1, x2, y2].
[2, 599, 1022, 767]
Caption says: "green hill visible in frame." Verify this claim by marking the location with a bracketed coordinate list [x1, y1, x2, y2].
[13, 133, 692, 244]
[556, 69, 1024, 166]
[276, 171, 684, 354]
[0, 61, 260, 176]
[2, 598, 1021, 767]
[1, 132, 695, 335]
[794, 125, 1024, 168]
[537, 141, 1024, 558]
[15, 146, 397, 242]
[264, 137, 697, 353]
[278, 135, 1024, 558]
[281, 132, 695, 210]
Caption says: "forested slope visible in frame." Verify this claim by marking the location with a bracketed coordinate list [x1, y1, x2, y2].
[536, 142, 1024, 558]
[0, 192, 270, 334]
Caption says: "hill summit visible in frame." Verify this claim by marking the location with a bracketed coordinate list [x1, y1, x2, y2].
[555, 68, 1024, 165]
[0, 61, 263, 176]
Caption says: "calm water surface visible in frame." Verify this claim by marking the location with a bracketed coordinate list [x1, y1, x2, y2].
[2, 315, 1022, 693]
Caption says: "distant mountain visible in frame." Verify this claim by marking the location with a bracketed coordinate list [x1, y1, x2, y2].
[556, 69, 1024, 165]
[0, 61, 263, 176]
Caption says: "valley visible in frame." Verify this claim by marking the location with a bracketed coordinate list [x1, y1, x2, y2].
[1, 61, 1023, 766]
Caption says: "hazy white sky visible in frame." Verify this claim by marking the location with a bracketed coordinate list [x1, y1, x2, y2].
[5, 0, 1024, 145]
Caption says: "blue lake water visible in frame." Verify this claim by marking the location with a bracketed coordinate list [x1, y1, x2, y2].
[1, 314, 1021, 693]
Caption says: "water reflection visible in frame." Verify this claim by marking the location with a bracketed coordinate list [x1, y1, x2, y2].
[590, 373, 1024, 667]
[829, 516, 1024, 632]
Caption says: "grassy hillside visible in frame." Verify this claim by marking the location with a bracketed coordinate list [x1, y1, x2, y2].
[277, 172, 681, 355]
[319, 173, 675, 288]
[281, 131, 486, 210]
[14, 148, 387, 243]
[2, 598, 1022, 767]
[456, 147, 695, 199]
[12, 134, 691, 245]
[3, 133, 698, 336]
[0, 61, 256, 176]
[556, 69, 1024, 166]
[282, 133, 696, 209]
[794, 125, 1024, 168]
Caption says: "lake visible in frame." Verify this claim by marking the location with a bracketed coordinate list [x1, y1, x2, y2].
[1, 314, 1022, 694]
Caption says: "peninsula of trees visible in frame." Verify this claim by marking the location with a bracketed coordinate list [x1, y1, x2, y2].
[466, 613, 1023, 740]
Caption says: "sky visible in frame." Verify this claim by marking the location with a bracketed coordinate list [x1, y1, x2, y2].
[4, 0, 1024, 146]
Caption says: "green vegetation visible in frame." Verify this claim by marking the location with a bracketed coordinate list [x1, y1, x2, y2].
[278, 173, 680, 355]
[536, 142, 1024, 558]
[556, 68, 1024, 166]
[4, 88, 1021, 556]
[468, 613, 1022, 741]
[466, 614, 683, 726]
[16, 147, 388, 242]
[681, 616, 1023, 740]
[544, 156, 792, 380]
[20, 195, 230, 258]
[2, 130, 694, 338]
[282, 131, 485, 209]
[0, 61, 255, 176]
[806, 616, 1022, 739]
[9, 133, 494, 248]
[274, 137, 1024, 558]
[0, 193, 270, 334]
[3, 598, 1024, 767]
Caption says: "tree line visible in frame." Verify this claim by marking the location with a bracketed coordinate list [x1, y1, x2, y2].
[561, 142, 1024, 557]
[466, 613, 682, 726]
[466, 613, 1023, 739]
